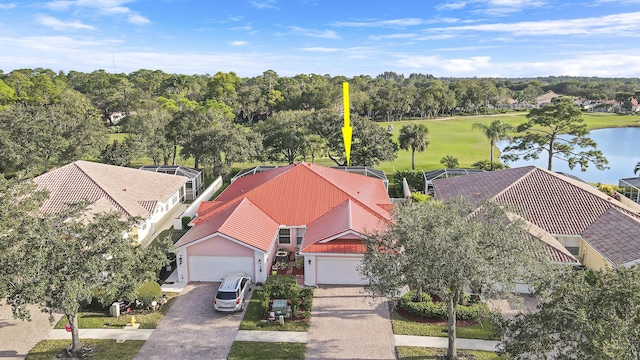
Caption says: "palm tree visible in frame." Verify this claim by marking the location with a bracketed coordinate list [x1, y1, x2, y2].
[440, 155, 459, 168]
[471, 120, 515, 171]
[398, 123, 429, 170]
[635, 162, 640, 175]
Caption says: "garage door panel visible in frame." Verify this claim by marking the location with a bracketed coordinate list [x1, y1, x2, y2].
[317, 257, 366, 285]
[189, 256, 253, 282]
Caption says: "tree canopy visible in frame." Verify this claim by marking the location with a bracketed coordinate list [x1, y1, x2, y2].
[360, 198, 551, 359]
[500, 266, 640, 360]
[0, 175, 171, 355]
[471, 120, 514, 170]
[398, 123, 429, 170]
[502, 96, 609, 172]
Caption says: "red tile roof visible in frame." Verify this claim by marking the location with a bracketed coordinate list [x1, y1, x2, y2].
[184, 163, 392, 254]
[433, 166, 640, 266]
[176, 198, 280, 252]
[303, 239, 367, 254]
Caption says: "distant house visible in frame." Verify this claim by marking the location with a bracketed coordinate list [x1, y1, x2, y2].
[139, 165, 204, 201]
[173, 163, 392, 285]
[33, 160, 188, 243]
[535, 91, 560, 107]
[433, 166, 640, 270]
[620, 176, 640, 205]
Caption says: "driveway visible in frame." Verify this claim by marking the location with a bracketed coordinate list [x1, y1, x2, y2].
[306, 286, 396, 359]
[134, 282, 246, 360]
[0, 300, 63, 360]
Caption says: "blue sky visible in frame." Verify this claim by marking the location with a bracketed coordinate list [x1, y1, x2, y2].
[1, 0, 640, 77]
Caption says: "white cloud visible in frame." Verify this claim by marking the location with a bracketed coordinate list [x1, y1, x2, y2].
[332, 18, 425, 28]
[369, 33, 418, 41]
[229, 41, 248, 46]
[432, 12, 640, 37]
[289, 26, 339, 39]
[395, 54, 493, 73]
[127, 14, 149, 24]
[0, 3, 17, 10]
[436, 0, 547, 15]
[251, 0, 278, 9]
[36, 15, 94, 30]
[301, 47, 340, 52]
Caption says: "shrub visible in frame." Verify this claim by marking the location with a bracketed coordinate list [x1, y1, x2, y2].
[299, 287, 314, 312]
[253, 289, 270, 314]
[393, 170, 425, 195]
[262, 275, 302, 314]
[135, 280, 162, 308]
[399, 290, 488, 321]
[410, 192, 430, 203]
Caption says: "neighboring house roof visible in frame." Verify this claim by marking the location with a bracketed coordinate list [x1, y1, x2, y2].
[33, 160, 188, 219]
[184, 163, 393, 254]
[433, 166, 640, 266]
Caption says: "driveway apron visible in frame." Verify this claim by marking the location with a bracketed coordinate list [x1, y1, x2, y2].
[305, 286, 395, 359]
[134, 282, 245, 360]
[0, 301, 63, 360]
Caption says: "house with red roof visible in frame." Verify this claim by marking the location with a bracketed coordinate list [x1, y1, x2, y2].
[432, 166, 640, 270]
[173, 162, 392, 285]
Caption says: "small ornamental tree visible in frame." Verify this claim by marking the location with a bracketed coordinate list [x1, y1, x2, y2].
[360, 198, 552, 360]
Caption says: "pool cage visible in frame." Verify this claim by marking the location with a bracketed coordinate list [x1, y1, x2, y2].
[619, 177, 640, 204]
[231, 165, 388, 191]
[423, 168, 486, 195]
[139, 165, 204, 201]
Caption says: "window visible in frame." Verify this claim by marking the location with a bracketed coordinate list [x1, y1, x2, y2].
[559, 236, 581, 256]
[278, 228, 291, 244]
[296, 228, 306, 246]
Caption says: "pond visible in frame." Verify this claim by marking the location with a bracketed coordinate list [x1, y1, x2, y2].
[497, 127, 640, 184]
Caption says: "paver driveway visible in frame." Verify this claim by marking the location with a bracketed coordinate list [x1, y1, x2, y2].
[134, 282, 246, 360]
[305, 286, 396, 359]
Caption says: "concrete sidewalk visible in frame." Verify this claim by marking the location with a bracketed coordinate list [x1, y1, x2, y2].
[394, 335, 500, 351]
[235, 330, 307, 343]
[46, 329, 154, 341]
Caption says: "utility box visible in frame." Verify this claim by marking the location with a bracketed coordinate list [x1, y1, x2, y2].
[110, 302, 120, 318]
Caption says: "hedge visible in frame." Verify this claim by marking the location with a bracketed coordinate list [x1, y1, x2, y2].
[399, 290, 488, 321]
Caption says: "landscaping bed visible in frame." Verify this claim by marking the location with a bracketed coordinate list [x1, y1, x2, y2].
[54, 292, 178, 329]
[390, 291, 499, 340]
[240, 275, 313, 332]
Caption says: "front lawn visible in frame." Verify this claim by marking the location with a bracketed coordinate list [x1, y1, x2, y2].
[239, 293, 309, 332]
[396, 346, 505, 359]
[228, 341, 305, 360]
[54, 293, 178, 330]
[390, 305, 499, 340]
[27, 339, 144, 360]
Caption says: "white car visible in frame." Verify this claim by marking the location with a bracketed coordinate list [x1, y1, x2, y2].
[213, 273, 251, 312]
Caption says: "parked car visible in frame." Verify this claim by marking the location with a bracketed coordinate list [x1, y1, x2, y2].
[213, 272, 252, 312]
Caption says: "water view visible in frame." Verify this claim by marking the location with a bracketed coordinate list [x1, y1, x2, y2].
[498, 127, 640, 185]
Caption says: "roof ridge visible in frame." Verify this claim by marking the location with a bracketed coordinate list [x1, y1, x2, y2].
[73, 161, 135, 217]
[301, 163, 391, 222]
[489, 166, 537, 202]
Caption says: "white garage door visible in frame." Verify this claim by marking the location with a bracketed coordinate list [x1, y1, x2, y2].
[317, 257, 366, 285]
[188, 256, 253, 282]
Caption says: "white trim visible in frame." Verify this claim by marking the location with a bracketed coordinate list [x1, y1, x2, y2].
[175, 231, 267, 254]
[318, 230, 366, 243]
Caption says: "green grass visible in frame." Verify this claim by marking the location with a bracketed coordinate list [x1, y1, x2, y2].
[396, 346, 506, 360]
[27, 339, 144, 360]
[239, 293, 309, 332]
[228, 341, 306, 360]
[390, 307, 499, 340]
[54, 293, 178, 330]
[111, 112, 639, 178]
[375, 113, 640, 174]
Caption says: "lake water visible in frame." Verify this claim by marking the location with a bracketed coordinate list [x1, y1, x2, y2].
[497, 127, 640, 184]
